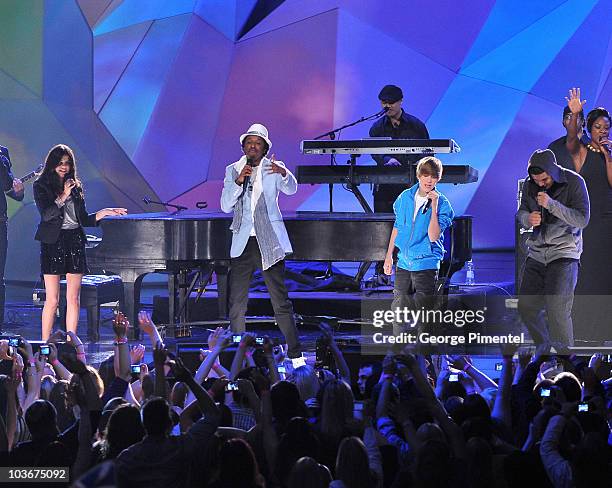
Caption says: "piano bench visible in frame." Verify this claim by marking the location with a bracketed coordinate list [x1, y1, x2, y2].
[58, 275, 124, 343]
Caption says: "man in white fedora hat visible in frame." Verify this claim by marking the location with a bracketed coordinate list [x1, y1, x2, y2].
[221, 123, 301, 357]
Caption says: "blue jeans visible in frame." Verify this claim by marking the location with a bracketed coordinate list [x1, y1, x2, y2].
[518, 257, 578, 348]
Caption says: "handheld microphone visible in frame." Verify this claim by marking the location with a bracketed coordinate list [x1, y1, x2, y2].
[242, 158, 254, 194]
[422, 188, 436, 214]
[600, 135, 610, 153]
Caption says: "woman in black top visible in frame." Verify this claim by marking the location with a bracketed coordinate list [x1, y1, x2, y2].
[566, 88, 612, 343]
[33, 144, 126, 340]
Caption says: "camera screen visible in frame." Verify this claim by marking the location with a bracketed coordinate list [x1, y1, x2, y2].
[495, 363, 503, 371]
[291, 357, 306, 369]
[578, 403, 588, 412]
[225, 381, 239, 391]
[131, 365, 141, 374]
[449, 373, 459, 382]
[8, 338, 19, 347]
[232, 335, 242, 343]
[255, 337, 264, 345]
[540, 388, 551, 397]
[40, 346, 50, 356]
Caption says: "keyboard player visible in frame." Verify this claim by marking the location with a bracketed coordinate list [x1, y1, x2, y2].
[369, 84, 430, 212]
[369, 85, 429, 283]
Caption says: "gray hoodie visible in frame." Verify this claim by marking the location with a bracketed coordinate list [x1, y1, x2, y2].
[517, 149, 590, 265]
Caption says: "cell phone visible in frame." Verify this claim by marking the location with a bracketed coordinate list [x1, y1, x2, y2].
[131, 365, 141, 374]
[277, 365, 286, 374]
[578, 402, 589, 412]
[291, 357, 306, 369]
[8, 337, 19, 347]
[232, 334, 242, 343]
[40, 345, 50, 356]
[225, 381, 239, 392]
[449, 373, 459, 382]
[540, 388, 551, 397]
[495, 362, 503, 371]
[255, 337, 264, 345]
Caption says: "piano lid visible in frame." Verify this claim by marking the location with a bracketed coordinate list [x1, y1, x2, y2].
[301, 138, 460, 155]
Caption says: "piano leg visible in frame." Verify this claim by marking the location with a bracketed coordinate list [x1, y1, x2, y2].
[117, 270, 148, 341]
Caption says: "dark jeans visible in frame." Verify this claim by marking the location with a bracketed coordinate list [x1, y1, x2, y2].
[229, 237, 301, 357]
[0, 220, 6, 326]
[518, 257, 578, 348]
[391, 267, 438, 334]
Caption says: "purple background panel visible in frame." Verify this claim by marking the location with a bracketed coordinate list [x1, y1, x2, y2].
[43, 0, 93, 109]
[99, 14, 191, 159]
[93, 0, 196, 35]
[344, 0, 495, 72]
[194, 0, 258, 41]
[460, 0, 598, 92]
[133, 16, 235, 201]
[94, 21, 153, 113]
[76, 0, 115, 29]
[466, 94, 563, 248]
[531, 0, 611, 106]
[206, 8, 339, 207]
[461, 0, 567, 67]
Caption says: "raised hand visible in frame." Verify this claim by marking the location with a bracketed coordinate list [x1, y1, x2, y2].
[113, 312, 129, 339]
[66, 331, 84, 349]
[239, 332, 256, 349]
[207, 326, 224, 350]
[137, 311, 156, 336]
[130, 344, 145, 364]
[19, 339, 33, 362]
[47, 330, 67, 344]
[153, 341, 168, 367]
[267, 154, 287, 177]
[170, 357, 192, 383]
[565, 87, 586, 115]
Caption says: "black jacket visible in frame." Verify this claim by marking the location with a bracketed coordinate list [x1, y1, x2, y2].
[33, 177, 97, 244]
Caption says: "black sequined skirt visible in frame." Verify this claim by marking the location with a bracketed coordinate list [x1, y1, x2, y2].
[40, 228, 89, 275]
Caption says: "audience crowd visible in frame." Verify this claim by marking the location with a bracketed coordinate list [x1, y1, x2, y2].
[0, 312, 610, 487]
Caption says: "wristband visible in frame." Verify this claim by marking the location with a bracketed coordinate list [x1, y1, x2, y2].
[51, 359, 60, 366]
[463, 363, 472, 372]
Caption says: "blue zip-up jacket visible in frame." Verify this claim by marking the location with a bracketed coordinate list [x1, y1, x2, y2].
[393, 183, 454, 271]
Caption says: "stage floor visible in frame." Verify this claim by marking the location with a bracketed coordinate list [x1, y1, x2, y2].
[0, 252, 517, 364]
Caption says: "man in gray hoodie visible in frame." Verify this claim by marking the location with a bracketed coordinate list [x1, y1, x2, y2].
[516, 149, 590, 352]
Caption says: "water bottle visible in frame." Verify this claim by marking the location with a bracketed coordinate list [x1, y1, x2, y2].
[465, 259, 475, 285]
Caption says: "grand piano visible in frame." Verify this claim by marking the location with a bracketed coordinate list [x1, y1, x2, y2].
[87, 211, 472, 333]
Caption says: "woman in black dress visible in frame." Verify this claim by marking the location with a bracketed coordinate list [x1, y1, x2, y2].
[566, 88, 612, 344]
[34, 144, 127, 340]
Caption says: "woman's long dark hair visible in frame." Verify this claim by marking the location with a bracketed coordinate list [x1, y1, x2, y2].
[39, 144, 82, 197]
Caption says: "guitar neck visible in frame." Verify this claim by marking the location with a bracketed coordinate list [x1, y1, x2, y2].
[20, 171, 38, 183]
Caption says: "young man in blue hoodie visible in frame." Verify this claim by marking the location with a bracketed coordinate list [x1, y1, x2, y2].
[383, 157, 454, 333]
